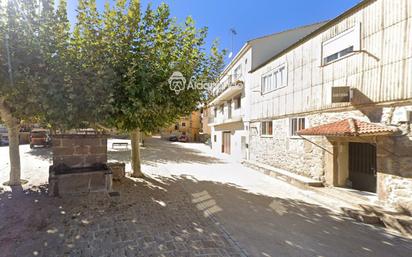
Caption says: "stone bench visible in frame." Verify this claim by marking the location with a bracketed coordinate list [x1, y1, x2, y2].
[112, 142, 129, 149]
[49, 164, 112, 197]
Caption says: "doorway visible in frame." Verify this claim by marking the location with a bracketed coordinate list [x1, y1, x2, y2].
[348, 142, 377, 193]
[222, 132, 231, 154]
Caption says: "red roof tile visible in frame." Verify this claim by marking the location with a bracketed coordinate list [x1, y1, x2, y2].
[297, 118, 398, 137]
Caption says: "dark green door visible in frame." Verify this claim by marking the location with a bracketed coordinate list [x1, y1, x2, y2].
[349, 142, 377, 193]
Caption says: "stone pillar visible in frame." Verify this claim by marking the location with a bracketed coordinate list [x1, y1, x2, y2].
[324, 141, 337, 186]
[52, 134, 108, 168]
[336, 142, 349, 187]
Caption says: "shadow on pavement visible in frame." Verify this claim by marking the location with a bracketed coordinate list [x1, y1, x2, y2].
[0, 175, 411, 257]
[25, 147, 52, 162]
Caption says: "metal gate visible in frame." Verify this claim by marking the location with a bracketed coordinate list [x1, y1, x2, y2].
[349, 142, 377, 193]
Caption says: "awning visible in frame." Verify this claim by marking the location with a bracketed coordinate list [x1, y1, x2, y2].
[297, 118, 398, 137]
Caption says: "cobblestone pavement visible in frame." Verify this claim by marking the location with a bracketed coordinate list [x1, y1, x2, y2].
[1, 138, 412, 257]
[0, 177, 243, 257]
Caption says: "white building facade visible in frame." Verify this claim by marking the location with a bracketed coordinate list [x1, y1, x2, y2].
[208, 22, 326, 160]
[208, 47, 252, 160]
[248, 0, 412, 210]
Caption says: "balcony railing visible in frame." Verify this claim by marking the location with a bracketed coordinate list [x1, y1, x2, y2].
[208, 109, 242, 125]
[215, 74, 245, 93]
[213, 75, 233, 96]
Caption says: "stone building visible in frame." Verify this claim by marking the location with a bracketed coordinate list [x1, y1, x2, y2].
[161, 111, 201, 142]
[247, 0, 412, 211]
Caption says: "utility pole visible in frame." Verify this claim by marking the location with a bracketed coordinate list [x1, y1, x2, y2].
[228, 28, 237, 59]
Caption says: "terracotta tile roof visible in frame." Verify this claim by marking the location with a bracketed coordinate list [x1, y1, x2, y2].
[297, 118, 398, 137]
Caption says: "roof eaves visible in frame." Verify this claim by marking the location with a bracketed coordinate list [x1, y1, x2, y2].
[250, 0, 377, 73]
[246, 20, 329, 44]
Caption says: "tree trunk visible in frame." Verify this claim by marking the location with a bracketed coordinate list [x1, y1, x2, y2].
[0, 98, 21, 186]
[131, 128, 143, 178]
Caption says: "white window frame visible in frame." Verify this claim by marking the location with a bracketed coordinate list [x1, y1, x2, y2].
[261, 121, 273, 137]
[289, 117, 306, 138]
[261, 64, 287, 94]
[233, 65, 242, 80]
[321, 23, 361, 66]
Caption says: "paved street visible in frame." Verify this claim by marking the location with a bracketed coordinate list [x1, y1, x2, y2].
[0, 138, 411, 257]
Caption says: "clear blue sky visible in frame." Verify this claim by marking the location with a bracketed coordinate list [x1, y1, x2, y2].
[66, 0, 361, 62]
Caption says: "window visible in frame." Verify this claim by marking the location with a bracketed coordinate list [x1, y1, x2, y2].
[182, 122, 186, 127]
[214, 107, 217, 117]
[220, 104, 224, 115]
[234, 65, 242, 80]
[174, 123, 179, 130]
[290, 118, 306, 137]
[322, 23, 360, 65]
[261, 121, 273, 136]
[227, 100, 232, 119]
[261, 73, 272, 93]
[234, 95, 241, 109]
[261, 65, 287, 94]
[324, 46, 354, 64]
[214, 135, 217, 142]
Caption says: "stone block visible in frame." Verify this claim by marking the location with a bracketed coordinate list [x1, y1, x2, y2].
[74, 145, 91, 155]
[52, 138, 62, 147]
[89, 146, 107, 155]
[60, 138, 77, 147]
[53, 147, 74, 156]
[108, 163, 126, 181]
[85, 155, 107, 166]
[53, 155, 85, 167]
[49, 168, 112, 196]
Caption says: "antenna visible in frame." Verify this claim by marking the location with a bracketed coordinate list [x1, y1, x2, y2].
[229, 28, 237, 59]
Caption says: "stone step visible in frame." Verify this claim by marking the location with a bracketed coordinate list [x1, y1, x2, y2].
[242, 160, 412, 238]
[340, 207, 382, 224]
[357, 204, 412, 238]
[310, 187, 380, 209]
[380, 213, 412, 238]
[242, 160, 324, 188]
[307, 189, 412, 237]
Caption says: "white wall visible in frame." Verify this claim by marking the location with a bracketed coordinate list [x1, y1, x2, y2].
[250, 0, 412, 122]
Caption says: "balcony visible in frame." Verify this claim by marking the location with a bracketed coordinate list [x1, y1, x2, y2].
[208, 108, 242, 126]
[210, 75, 243, 106]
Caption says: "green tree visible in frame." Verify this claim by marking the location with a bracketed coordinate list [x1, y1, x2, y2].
[0, 0, 61, 185]
[103, 1, 226, 177]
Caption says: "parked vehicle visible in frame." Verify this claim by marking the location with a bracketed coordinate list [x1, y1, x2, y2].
[30, 129, 51, 148]
[168, 135, 178, 142]
[178, 134, 189, 142]
[0, 135, 9, 146]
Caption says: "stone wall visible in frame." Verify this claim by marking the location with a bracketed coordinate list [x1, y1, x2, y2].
[249, 109, 369, 181]
[52, 134, 108, 168]
[249, 104, 412, 211]
[250, 119, 326, 180]
[377, 121, 412, 213]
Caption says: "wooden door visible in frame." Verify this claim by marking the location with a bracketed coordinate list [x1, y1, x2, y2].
[222, 132, 231, 154]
